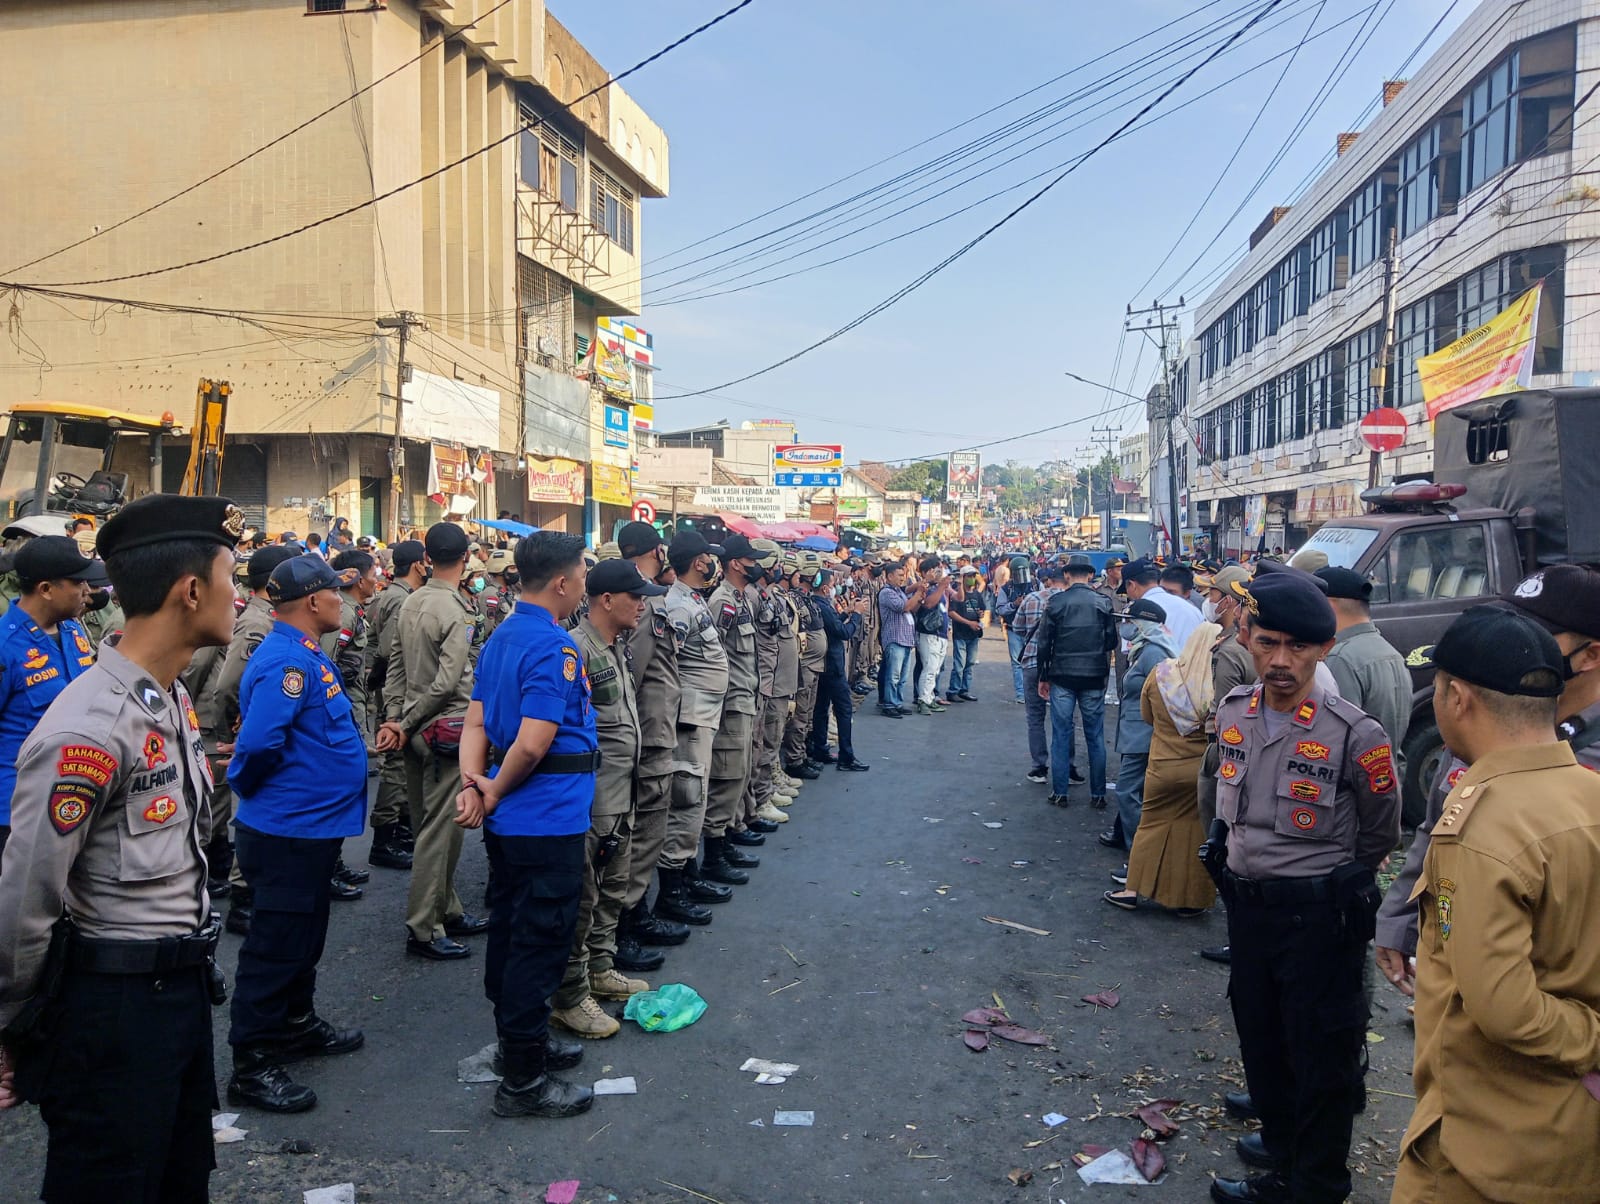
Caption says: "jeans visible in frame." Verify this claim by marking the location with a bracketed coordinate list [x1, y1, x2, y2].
[1049, 682, 1107, 796]
[1115, 751, 1148, 848]
[1022, 664, 1049, 771]
[882, 642, 914, 711]
[915, 633, 948, 705]
[949, 637, 980, 696]
[1006, 628, 1026, 701]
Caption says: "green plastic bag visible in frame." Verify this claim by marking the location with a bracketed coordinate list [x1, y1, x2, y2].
[623, 983, 707, 1032]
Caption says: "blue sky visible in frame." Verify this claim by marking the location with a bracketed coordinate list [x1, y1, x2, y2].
[555, 0, 1457, 465]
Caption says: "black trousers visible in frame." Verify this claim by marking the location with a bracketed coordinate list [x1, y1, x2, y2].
[1227, 896, 1368, 1203]
[483, 830, 586, 1044]
[17, 965, 215, 1204]
[230, 824, 340, 1049]
[810, 671, 855, 762]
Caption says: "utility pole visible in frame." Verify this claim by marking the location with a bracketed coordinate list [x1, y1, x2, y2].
[1369, 228, 1401, 490]
[1127, 299, 1184, 558]
[378, 312, 426, 543]
[1091, 423, 1120, 550]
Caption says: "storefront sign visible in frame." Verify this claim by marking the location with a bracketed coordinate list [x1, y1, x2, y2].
[773, 444, 843, 487]
[526, 456, 585, 506]
[603, 404, 630, 449]
[947, 451, 980, 501]
[1419, 283, 1542, 419]
[837, 496, 871, 518]
[592, 463, 632, 507]
[692, 485, 786, 523]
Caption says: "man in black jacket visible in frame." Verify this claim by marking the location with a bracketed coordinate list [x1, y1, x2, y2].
[808, 570, 870, 772]
[1035, 554, 1115, 808]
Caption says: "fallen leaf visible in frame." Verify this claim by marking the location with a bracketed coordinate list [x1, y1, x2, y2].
[1081, 989, 1121, 1009]
[1131, 1137, 1166, 1182]
[1132, 1098, 1182, 1136]
[963, 1029, 990, 1052]
[991, 1023, 1050, 1046]
[1006, 1168, 1033, 1187]
[1071, 1142, 1115, 1167]
[962, 1006, 1010, 1026]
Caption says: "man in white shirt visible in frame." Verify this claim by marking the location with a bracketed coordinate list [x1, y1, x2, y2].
[1121, 558, 1201, 650]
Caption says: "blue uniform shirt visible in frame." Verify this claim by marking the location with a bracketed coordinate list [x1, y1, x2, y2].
[229, 622, 367, 839]
[0, 608, 94, 824]
[472, 601, 597, 838]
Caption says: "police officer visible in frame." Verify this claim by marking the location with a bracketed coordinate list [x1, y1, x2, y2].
[456, 531, 596, 1119]
[701, 535, 763, 886]
[321, 548, 380, 896]
[376, 523, 488, 961]
[733, 538, 786, 846]
[782, 552, 827, 783]
[614, 522, 693, 953]
[0, 494, 242, 1203]
[655, 532, 731, 923]
[481, 548, 518, 637]
[365, 539, 426, 871]
[183, 590, 239, 901]
[1316, 565, 1411, 766]
[0, 537, 98, 862]
[225, 556, 367, 1113]
[551, 558, 665, 1040]
[207, 544, 297, 935]
[1393, 606, 1600, 1202]
[1205, 569, 1400, 1204]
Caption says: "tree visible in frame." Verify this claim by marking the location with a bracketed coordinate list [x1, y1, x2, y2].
[888, 459, 947, 501]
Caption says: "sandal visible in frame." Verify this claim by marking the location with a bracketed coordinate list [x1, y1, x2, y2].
[1101, 890, 1139, 912]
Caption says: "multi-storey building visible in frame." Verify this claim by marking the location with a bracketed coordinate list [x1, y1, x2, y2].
[1185, 0, 1594, 555]
[0, 0, 667, 539]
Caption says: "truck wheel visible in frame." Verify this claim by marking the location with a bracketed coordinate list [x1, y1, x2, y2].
[1401, 720, 1445, 830]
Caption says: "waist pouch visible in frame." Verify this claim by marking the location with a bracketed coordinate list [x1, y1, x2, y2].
[422, 715, 465, 757]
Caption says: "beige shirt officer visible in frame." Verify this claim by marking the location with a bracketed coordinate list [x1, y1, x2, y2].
[709, 579, 759, 719]
[631, 590, 681, 760]
[211, 593, 276, 734]
[386, 577, 476, 736]
[577, 616, 641, 814]
[664, 578, 727, 735]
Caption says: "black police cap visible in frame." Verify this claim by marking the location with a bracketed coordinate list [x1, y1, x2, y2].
[721, 534, 757, 561]
[424, 522, 470, 562]
[1315, 566, 1372, 601]
[97, 494, 244, 558]
[246, 545, 298, 590]
[1233, 567, 1336, 643]
[390, 539, 426, 571]
[1508, 564, 1600, 640]
[668, 531, 722, 561]
[14, 536, 98, 586]
[616, 521, 663, 559]
[587, 558, 668, 597]
[1416, 605, 1565, 697]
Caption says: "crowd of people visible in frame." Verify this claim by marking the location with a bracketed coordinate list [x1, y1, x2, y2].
[0, 500, 1597, 1204]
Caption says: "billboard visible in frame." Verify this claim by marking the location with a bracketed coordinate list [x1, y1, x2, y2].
[947, 451, 980, 501]
[695, 485, 787, 523]
[774, 443, 843, 487]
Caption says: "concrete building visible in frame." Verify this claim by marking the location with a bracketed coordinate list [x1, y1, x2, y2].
[652, 420, 800, 486]
[1185, 0, 1594, 556]
[0, 0, 667, 540]
[1117, 430, 1149, 511]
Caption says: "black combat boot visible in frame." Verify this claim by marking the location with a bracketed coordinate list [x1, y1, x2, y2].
[493, 1033, 582, 1075]
[491, 1040, 594, 1118]
[369, 823, 413, 870]
[684, 857, 734, 902]
[653, 868, 713, 926]
[333, 856, 370, 886]
[726, 826, 766, 847]
[278, 1013, 364, 1062]
[719, 835, 760, 869]
[612, 908, 666, 973]
[631, 900, 691, 945]
[228, 1046, 317, 1113]
[699, 838, 749, 886]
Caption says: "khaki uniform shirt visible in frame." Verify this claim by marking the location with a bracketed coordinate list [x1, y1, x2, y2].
[747, 583, 782, 700]
[1325, 620, 1411, 750]
[796, 590, 827, 673]
[482, 584, 515, 638]
[665, 580, 727, 730]
[710, 581, 759, 717]
[1403, 742, 1600, 1204]
[1214, 682, 1400, 878]
[459, 588, 488, 667]
[368, 580, 412, 668]
[629, 594, 681, 760]
[0, 643, 212, 1029]
[209, 595, 276, 735]
[771, 587, 800, 698]
[184, 642, 228, 736]
[387, 578, 476, 734]
[80, 597, 124, 650]
[319, 593, 369, 694]
[577, 618, 640, 818]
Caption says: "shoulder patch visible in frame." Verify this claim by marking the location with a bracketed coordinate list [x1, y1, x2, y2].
[281, 667, 306, 698]
[50, 781, 97, 835]
[1221, 725, 1243, 746]
[563, 654, 578, 681]
[57, 744, 117, 788]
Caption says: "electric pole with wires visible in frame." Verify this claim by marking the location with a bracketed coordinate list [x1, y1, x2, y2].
[1127, 299, 1184, 557]
[377, 311, 426, 544]
[1091, 422, 1121, 550]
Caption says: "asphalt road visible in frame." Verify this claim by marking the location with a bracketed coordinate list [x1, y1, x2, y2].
[0, 627, 1420, 1203]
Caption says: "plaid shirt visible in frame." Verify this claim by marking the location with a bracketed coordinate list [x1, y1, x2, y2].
[1011, 586, 1059, 668]
[877, 585, 915, 648]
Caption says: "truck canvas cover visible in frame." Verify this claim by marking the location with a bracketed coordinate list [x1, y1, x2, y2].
[1436, 387, 1600, 566]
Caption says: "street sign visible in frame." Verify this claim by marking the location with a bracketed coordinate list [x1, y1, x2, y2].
[631, 499, 656, 522]
[1360, 407, 1409, 452]
[693, 485, 787, 523]
[774, 471, 841, 487]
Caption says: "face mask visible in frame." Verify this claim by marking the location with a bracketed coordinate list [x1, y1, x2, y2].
[1118, 622, 1138, 642]
[1201, 599, 1220, 623]
[85, 589, 112, 612]
[468, 577, 486, 595]
[1564, 642, 1592, 680]
[504, 571, 519, 588]
[746, 564, 765, 583]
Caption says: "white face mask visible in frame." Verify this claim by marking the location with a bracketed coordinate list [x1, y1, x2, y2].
[1201, 599, 1220, 623]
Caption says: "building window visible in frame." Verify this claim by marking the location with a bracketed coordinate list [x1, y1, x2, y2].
[1398, 119, 1460, 239]
[1276, 244, 1310, 324]
[1393, 296, 1435, 407]
[1345, 171, 1396, 273]
[1461, 56, 1517, 195]
[1458, 244, 1565, 373]
[1307, 346, 1346, 431]
[590, 165, 635, 253]
[519, 102, 583, 213]
[1251, 273, 1278, 344]
[1309, 213, 1347, 300]
[1343, 325, 1387, 419]
[1231, 293, 1255, 358]
[1516, 27, 1576, 159]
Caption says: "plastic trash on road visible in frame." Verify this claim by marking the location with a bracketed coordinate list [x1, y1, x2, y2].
[304, 1187, 356, 1204]
[623, 982, 707, 1032]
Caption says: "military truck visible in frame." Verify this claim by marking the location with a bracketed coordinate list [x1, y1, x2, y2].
[1292, 387, 1598, 823]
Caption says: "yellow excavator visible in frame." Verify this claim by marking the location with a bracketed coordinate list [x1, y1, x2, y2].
[0, 378, 230, 527]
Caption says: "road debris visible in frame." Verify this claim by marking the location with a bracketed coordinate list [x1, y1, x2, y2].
[1006, 1167, 1033, 1186]
[1042, 1112, 1068, 1128]
[303, 1187, 355, 1204]
[1076, 1148, 1158, 1185]
[773, 1110, 815, 1126]
[740, 1057, 799, 1084]
[983, 916, 1051, 936]
[593, 1077, 637, 1095]
[1081, 988, 1121, 1009]
[544, 1181, 581, 1204]
[963, 1029, 990, 1052]
[1131, 1098, 1182, 1136]
[456, 1042, 501, 1082]
[211, 1113, 247, 1144]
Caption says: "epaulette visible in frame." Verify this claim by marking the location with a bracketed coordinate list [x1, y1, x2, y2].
[1430, 777, 1487, 841]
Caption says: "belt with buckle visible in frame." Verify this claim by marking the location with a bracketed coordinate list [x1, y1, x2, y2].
[1221, 871, 1335, 907]
[67, 914, 220, 975]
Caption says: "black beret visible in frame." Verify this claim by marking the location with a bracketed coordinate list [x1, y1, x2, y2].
[1315, 566, 1373, 602]
[246, 545, 298, 590]
[1418, 605, 1565, 697]
[97, 494, 244, 558]
[424, 522, 470, 561]
[1508, 565, 1600, 640]
[1233, 567, 1336, 643]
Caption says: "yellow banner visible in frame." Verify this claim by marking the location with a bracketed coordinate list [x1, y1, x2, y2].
[526, 456, 586, 506]
[592, 463, 632, 507]
[1419, 283, 1542, 420]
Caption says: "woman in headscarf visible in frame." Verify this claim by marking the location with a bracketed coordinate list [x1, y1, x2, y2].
[1102, 597, 1176, 854]
[1103, 619, 1221, 916]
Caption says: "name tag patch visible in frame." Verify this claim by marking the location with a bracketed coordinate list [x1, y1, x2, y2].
[57, 745, 117, 788]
